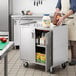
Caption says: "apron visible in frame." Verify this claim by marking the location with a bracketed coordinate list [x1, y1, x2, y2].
[61, 0, 70, 14]
[61, 0, 76, 62]
[61, 0, 76, 41]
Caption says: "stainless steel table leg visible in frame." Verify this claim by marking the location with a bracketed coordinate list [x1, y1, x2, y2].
[4, 54, 8, 76]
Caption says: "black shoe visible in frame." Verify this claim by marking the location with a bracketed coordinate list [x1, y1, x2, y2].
[69, 61, 76, 65]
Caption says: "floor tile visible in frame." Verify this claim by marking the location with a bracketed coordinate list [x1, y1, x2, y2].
[0, 49, 76, 76]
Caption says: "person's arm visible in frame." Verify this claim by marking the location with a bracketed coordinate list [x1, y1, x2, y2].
[54, 0, 61, 19]
[57, 0, 76, 25]
[55, 0, 61, 13]
[55, 8, 61, 13]
[57, 10, 74, 25]
[53, 0, 61, 25]
[62, 10, 74, 19]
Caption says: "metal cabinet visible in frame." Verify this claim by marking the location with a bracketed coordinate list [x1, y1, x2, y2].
[20, 25, 51, 71]
[14, 20, 21, 47]
[13, 18, 42, 48]
[20, 24, 68, 72]
[20, 26, 35, 63]
[14, 19, 32, 48]
[0, 0, 9, 31]
[50, 25, 68, 73]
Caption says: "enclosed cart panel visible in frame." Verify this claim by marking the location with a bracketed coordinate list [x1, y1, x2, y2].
[53, 25, 68, 66]
[50, 25, 68, 73]
[20, 26, 35, 63]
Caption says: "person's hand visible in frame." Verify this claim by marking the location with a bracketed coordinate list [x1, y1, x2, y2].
[54, 12, 59, 17]
[52, 12, 62, 25]
[57, 17, 65, 25]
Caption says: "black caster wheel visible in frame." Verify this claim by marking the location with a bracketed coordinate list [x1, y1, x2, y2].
[50, 67, 55, 74]
[61, 63, 67, 69]
[23, 62, 29, 67]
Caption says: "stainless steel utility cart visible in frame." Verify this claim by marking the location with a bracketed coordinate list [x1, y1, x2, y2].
[20, 23, 68, 72]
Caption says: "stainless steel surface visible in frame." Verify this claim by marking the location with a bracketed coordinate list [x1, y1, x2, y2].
[53, 26, 68, 66]
[45, 32, 51, 71]
[20, 26, 35, 63]
[0, 42, 14, 59]
[20, 24, 68, 72]
[0, 42, 13, 76]
[0, 0, 9, 31]
[20, 20, 37, 25]
[20, 26, 51, 71]
[4, 55, 8, 76]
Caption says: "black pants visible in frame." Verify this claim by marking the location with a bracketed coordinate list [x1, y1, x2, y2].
[70, 41, 76, 62]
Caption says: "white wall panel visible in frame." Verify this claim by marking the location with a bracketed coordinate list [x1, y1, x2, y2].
[13, 0, 58, 15]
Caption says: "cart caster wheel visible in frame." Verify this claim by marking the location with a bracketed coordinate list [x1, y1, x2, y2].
[23, 62, 29, 67]
[61, 63, 66, 69]
[50, 68, 55, 74]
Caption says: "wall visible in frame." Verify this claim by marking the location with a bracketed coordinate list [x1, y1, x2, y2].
[12, 0, 58, 15]
[0, 0, 9, 32]
[0, 0, 13, 32]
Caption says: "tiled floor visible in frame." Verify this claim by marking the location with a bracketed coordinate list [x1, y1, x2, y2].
[0, 49, 76, 76]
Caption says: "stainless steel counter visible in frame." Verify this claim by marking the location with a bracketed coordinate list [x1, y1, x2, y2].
[11, 15, 43, 20]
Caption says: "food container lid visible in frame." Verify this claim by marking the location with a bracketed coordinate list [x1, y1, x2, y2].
[43, 14, 50, 16]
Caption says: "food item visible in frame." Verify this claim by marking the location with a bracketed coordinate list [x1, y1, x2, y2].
[36, 52, 46, 63]
[0, 37, 7, 43]
[42, 14, 51, 28]
[40, 37, 46, 45]
[0, 38, 2, 40]
[26, 10, 32, 15]
[40, 33, 46, 45]
[36, 53, 41, 62]
[52, 13, 61, 25]
[56, 15, 61, 20]
[40, 54, 46, 63]
[28, 12, 32, 15]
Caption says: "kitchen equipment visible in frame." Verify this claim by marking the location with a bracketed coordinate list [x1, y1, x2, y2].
[20, 23, 68, 72]
[33, 0, 43, 6]
[34, 0, 36, 6]
[21, 11, 25, 15]
[0, 0, 9, 32]
[39, 0, 40, 4]
[41, 0, 42, 4]
[37, 0, 38, 6]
